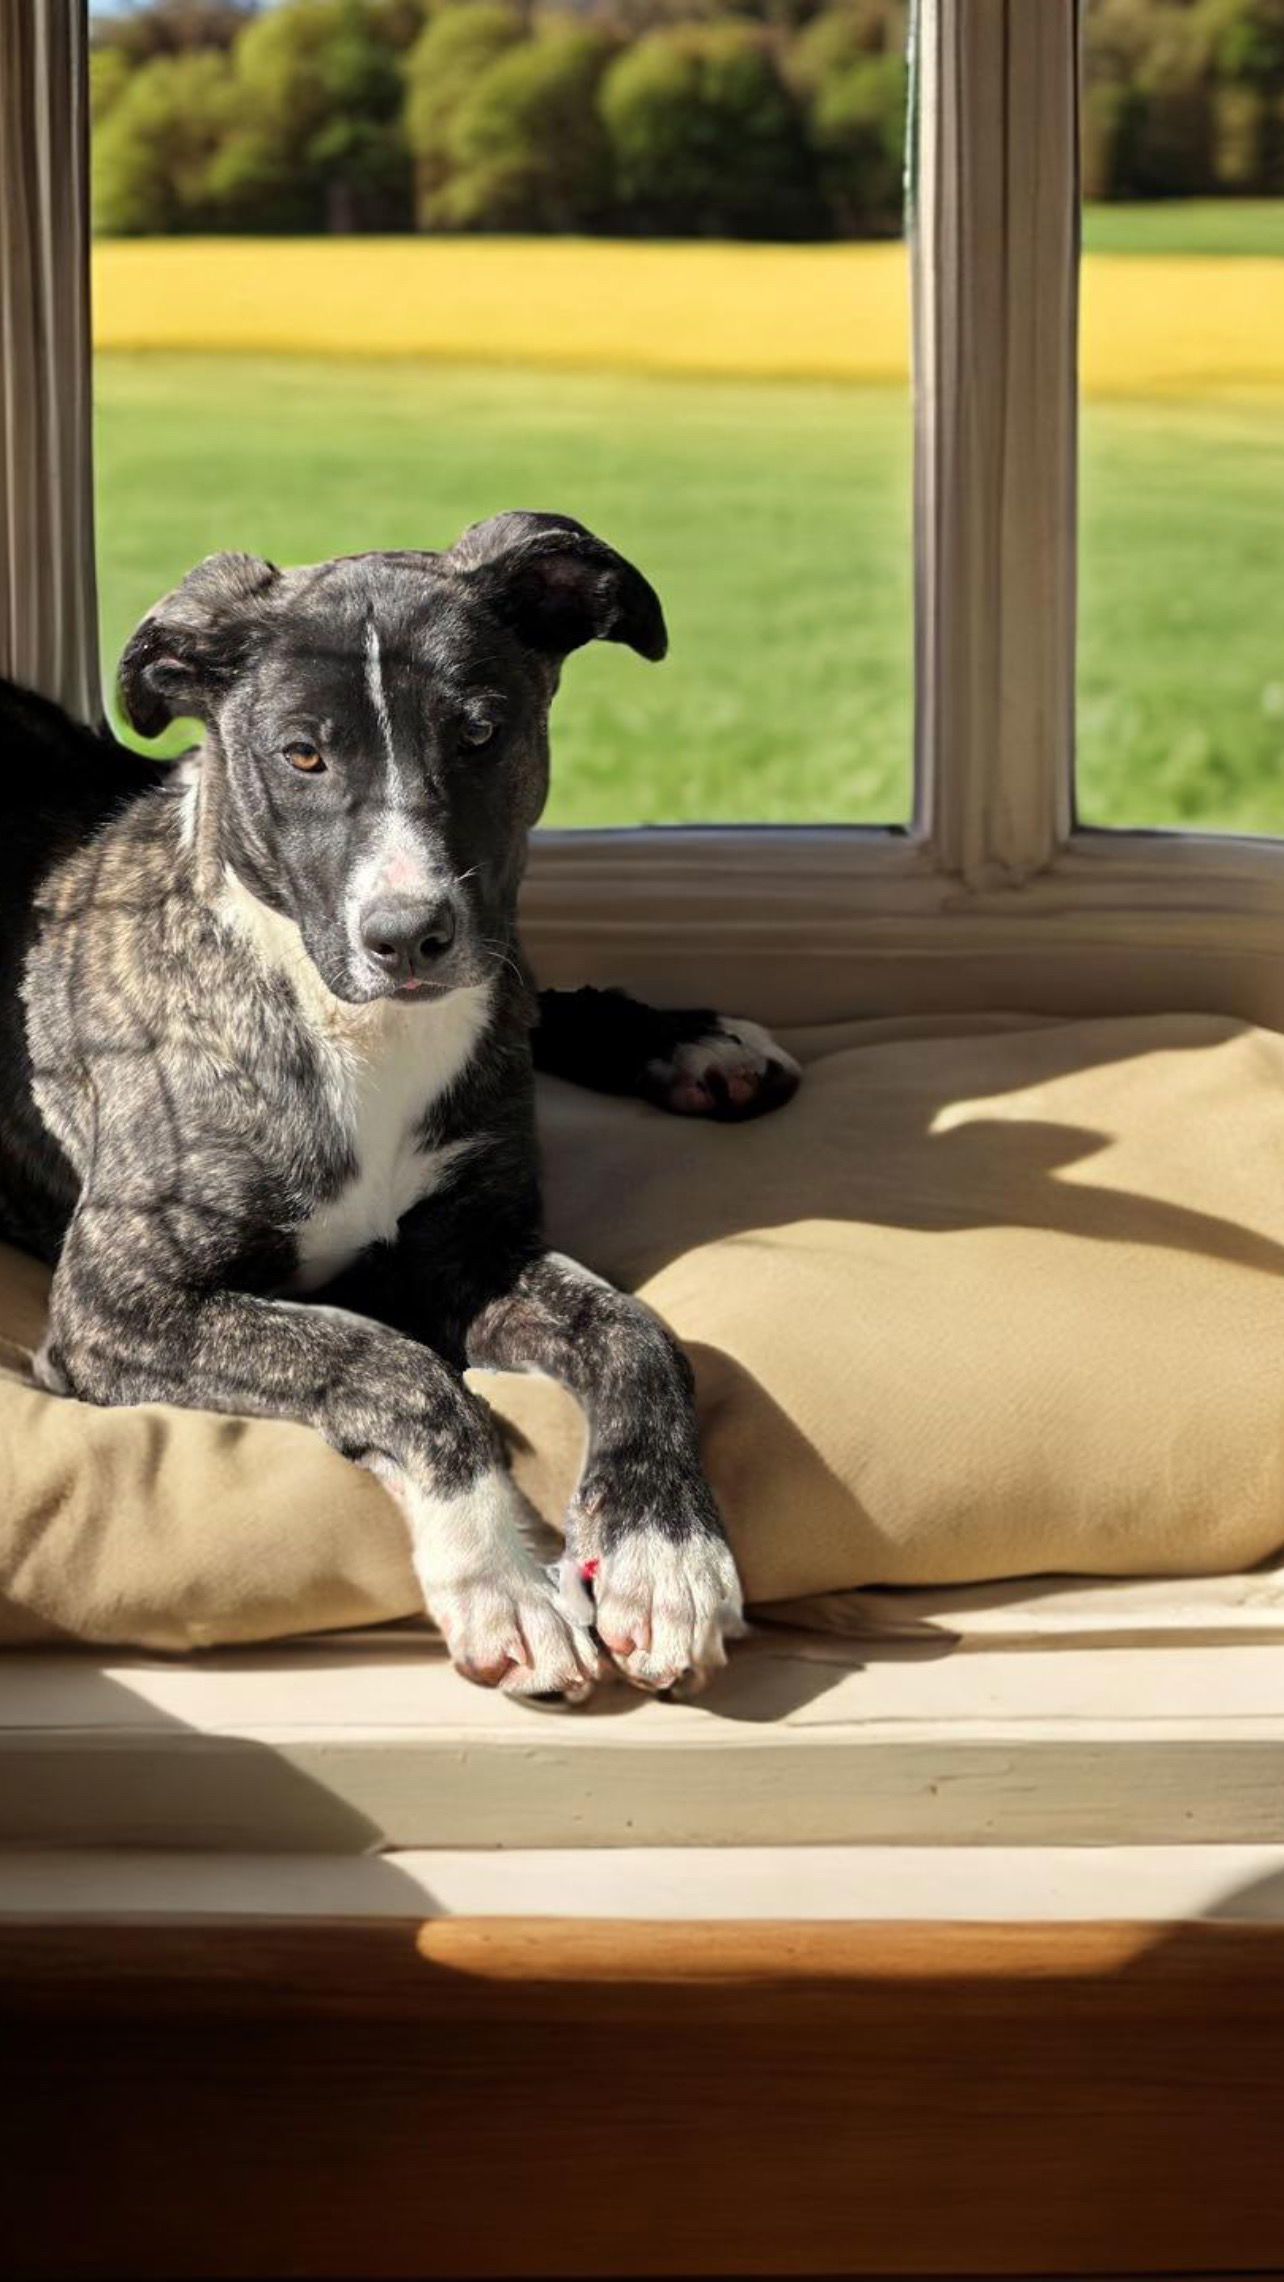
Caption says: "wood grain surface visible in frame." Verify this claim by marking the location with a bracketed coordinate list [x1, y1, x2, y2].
[4, 1914, 1284, 2279]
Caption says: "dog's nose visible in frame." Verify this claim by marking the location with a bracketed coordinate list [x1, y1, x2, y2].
[360, 897, 457, 985]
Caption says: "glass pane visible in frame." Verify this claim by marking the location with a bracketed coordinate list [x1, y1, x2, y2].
[91, 2, 913, 829]
[1078, 0, 1284, 834]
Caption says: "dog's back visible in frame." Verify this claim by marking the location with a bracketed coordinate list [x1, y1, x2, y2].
[0, 679, 165, 1259]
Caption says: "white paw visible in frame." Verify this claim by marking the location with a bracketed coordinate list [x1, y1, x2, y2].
[645, 1016, 800, 1122]
[593, 1531, 747, 1696]
[369, 1458, 603, 1705]
[430, 1559, 603, 1704]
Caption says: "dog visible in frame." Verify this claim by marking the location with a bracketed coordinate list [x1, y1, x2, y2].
[0, 512, 799, 1702]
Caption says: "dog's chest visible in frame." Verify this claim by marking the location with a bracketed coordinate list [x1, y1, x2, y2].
[290, 986, 490, 1295]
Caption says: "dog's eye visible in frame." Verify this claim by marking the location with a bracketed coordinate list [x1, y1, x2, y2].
[283, 741, 325, 774]
[460, 718, 496, 751]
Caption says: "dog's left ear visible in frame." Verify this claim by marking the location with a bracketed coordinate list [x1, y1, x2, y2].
[118, 552, 282, 737]
[448, 512, 667, 663]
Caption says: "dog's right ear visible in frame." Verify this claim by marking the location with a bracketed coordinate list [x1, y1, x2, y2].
[447, 513, 667, 664]
[118, 552, 281, 737]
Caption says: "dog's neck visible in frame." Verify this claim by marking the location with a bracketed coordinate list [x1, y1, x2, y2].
[178, 732, 309, 923]
[217, 860, 337, 1026]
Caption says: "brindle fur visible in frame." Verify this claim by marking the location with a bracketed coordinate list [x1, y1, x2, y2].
[0, 515, 795, 1701]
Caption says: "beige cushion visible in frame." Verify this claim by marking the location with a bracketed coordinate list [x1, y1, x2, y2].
[3, 1011, 1283, 1650]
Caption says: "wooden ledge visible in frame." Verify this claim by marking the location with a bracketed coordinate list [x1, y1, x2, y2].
[6, 1630, 1284, 1851]
[8, 1839, 1284, 1927]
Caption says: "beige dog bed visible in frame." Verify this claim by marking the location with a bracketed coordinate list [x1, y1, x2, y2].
[3, 1010, 1282, 1650]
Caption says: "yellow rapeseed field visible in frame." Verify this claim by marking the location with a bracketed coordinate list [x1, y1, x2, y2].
[92, 236, 1284, 396]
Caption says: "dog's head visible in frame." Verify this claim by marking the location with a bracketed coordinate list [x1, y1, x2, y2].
[118, 513, 666, 1005]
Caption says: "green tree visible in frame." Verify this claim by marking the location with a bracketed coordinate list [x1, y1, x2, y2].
[602, 23, 820, 239]
[808, 51, 905, 235]
[1083, 0, 1215, 197]
[1204, 0, 1284, 84]
[404, 2, 525, 227]
[1203, 0, 1284, 188]
[92, 2, 259, 61]
[1082, 0, 1151, 196]
[366, 0, 430, 49]
[89, 44, 133, 125]
[788, 0, 905, 88]
[439, 26, 618, 232]
[92, 48, 238, 232]
[233, 0, 411, 230]
[205, 117, 318, 229]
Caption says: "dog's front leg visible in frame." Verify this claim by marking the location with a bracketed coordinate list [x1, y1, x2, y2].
[41, 1213, 600, 1702]
[467, 1251, 744, 1694]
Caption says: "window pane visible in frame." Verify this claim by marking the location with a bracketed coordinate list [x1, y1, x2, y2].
[1078, 2, 1284, 834]
[91, 6, 912, 830]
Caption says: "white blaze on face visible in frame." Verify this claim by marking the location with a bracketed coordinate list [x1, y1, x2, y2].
[353, 615, 452, 961]
[364, 615, 395, 764]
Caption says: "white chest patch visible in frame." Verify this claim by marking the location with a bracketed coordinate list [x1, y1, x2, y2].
[218, 870, 493, 1295]
[292, 986, 490, 1293]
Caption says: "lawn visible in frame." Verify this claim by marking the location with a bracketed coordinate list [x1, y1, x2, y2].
[1079, 393, 1284, 832]
[1081, 199, 1284, 256]
[95, 354, 914, 828]
[91, 215, 1284, 834]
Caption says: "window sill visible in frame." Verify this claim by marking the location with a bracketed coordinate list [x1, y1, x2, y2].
[6, 1621, 1284, 1854]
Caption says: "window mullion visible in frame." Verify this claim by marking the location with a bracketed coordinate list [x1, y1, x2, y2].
[913, 0, 1079, 886]
[0, 0, 99, 724]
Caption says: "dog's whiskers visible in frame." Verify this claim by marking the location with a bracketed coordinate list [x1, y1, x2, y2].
[480, 935, 525, 989]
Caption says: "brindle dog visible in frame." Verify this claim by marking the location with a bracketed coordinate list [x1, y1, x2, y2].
[0, 513, 798, 1702]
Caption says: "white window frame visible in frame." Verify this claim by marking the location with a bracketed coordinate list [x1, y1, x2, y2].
[9, 0, 1284, 1036]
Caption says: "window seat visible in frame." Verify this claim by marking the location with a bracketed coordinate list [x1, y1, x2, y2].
[8, 1596, 1284, 2281]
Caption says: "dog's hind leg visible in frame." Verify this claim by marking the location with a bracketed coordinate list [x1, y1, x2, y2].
[467, 1249, 744, 1697]
[40, 1207, 601, 1702]
[533, 986, 801, 1121]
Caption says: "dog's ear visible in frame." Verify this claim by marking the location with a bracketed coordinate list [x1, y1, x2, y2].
[118, 552, 281, 737]
[447, 512, 667, 663]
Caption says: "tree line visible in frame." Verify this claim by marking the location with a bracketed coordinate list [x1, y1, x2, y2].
[91, 0, 904, 237]
[90, 0, 1284, 240]
[1085, 0, 1284, 199]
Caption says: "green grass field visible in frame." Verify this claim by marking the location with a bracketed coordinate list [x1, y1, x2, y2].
[96, 354, 914, 828]
[95, 328, 1284, 834]
[1082, 198, 1284, 255]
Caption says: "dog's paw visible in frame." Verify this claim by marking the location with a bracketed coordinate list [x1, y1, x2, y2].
[593, 1531, 747, 1697]
[429, 1561, 604, 1706]
[643, 1016, 800, 1122]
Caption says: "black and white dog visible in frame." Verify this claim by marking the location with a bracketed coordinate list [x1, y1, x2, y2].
[0, 513, 798, 1702]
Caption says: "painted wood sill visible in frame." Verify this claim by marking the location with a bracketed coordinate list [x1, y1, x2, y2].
[5, 1624, 1284, 1854]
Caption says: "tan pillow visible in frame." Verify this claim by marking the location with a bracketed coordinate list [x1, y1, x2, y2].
[2, 1011, 1282, 1649]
